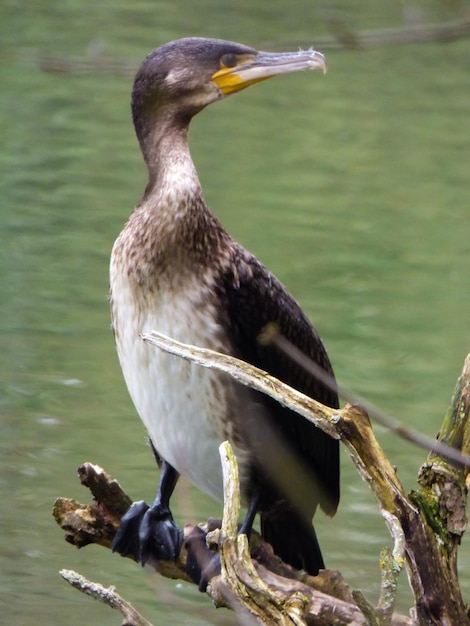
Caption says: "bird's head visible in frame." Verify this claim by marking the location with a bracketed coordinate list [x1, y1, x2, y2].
[132, 37, 327, 138]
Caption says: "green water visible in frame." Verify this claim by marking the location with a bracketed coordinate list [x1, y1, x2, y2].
[1, 1, 469, 624]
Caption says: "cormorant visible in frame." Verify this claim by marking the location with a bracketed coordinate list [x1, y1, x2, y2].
[110, 37, 339, 583]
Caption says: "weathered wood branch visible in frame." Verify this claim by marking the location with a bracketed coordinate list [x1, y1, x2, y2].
[141, 331, 340, 439]
[54, 333, 470, 625]
[54, 458, 412, 625]
[140, 332, 470, 625]
[60, 569, 154, 626]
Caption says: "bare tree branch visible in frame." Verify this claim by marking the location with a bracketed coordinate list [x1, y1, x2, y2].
[141, 331, 470, 625]
[60, 569, 154, 626]
[141, 331, 339, 439]
[53, 452, 413, 626]
[53, 332, 470, 625]
[316, 18, 470, 49]
[260, 325, 470, 468]
[5, 18, 469, 78]
[53, 460, 412, 625]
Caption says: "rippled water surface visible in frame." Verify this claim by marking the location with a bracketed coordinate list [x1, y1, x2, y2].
[1, 1, 469, 624]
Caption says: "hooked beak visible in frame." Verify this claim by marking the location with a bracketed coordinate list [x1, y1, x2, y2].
[211, 48, 327, 96]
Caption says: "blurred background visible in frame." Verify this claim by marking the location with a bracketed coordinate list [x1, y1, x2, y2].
[1, 1, 469, 624]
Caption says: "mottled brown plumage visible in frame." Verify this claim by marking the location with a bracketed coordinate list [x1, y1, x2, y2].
[110, 37, 338, 580]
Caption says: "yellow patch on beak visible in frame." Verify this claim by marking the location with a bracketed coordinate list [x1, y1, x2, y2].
[211, 68, 269, 95]
[211, 48, 327, 96]
[211, 55, 265, 95]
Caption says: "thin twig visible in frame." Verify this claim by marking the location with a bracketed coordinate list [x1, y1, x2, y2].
[220, 441, 241, 538]
[141, 331, 339, 439]
[376, 512, 405, 625]
[352, 589, 380, 626]
[60, 569, 154, 626]
[142, 329, 470, 467]
[263, 326, 470, 467]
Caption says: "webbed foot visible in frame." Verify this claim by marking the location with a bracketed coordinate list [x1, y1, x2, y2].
[185, 526, 221, 591]
[112, 500, 149, 560]
[139, 502, 183, 566]
[112, 500, 183, 567]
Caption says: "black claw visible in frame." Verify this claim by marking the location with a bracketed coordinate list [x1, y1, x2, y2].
[112, 500, 182, 567]
[112, 500, 149, 560]
[139, 503, 183, 566]
[185, 526, 221, 591]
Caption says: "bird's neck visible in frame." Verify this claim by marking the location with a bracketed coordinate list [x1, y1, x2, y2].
[121, 116, 229, 282]
[139, 115, 198, 196]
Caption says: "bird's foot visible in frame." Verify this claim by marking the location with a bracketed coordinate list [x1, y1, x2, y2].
[185, 526, 221, 592]
[112, 500, 149, 560]
[112, 500, 183, 567]
[139, 502, 183, 565]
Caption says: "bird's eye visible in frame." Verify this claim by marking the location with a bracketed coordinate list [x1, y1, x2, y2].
[220, 53, 237, 68]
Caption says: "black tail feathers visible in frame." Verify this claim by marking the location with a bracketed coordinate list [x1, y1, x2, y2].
[260, 511, 324, 575]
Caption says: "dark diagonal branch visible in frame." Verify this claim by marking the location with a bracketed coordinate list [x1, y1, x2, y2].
[260, 324, 470, 468]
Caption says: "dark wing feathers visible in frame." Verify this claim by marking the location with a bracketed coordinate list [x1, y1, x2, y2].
[218, 245, 340, 515]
